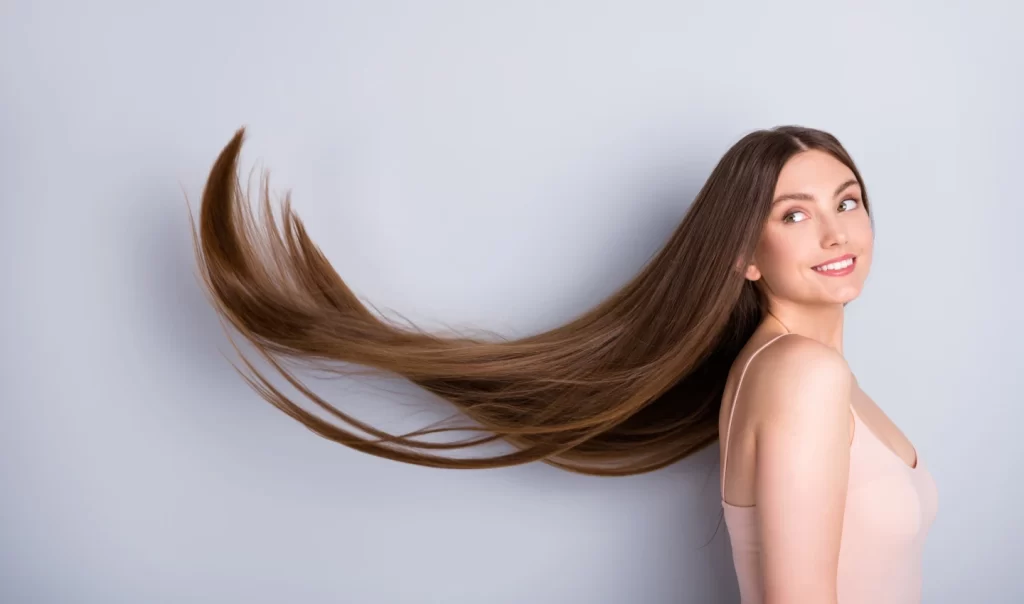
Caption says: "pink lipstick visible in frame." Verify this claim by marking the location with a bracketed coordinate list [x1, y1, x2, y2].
[812, 254, 856, 276]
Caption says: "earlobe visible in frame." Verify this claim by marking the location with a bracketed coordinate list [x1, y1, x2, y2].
[735, 256, 761, 281]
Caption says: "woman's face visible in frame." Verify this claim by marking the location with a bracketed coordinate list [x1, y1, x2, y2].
[747, 149, 874, 306]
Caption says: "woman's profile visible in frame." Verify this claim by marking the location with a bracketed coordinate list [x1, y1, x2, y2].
[189, 125, 937, 603]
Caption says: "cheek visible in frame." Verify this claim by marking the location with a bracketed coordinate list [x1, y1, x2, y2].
[857, 219, 875, 246]
[757, 228, 812, 274]
[852, 216, 875, 254]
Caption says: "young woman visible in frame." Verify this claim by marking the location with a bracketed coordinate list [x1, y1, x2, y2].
[191, 125, 937, 603]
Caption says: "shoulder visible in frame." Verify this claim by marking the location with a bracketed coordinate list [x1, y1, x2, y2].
[742, 334, 852, 424]
[747, 333, 849, 379]
[745, 335, 852, 597]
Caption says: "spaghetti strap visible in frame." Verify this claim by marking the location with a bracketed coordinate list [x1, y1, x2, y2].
[721, 332, 794, 500]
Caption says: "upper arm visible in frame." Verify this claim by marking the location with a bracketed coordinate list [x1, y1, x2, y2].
[750, 338, 852, 604]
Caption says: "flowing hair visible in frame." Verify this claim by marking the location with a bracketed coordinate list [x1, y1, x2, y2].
[188, 125, 870, 476]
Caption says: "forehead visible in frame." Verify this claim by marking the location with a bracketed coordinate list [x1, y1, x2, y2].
[774, 149, 857, 195]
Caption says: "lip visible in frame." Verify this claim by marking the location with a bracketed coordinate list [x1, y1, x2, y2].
[812, 254, 857, 276]
[813, 253, 856, 268]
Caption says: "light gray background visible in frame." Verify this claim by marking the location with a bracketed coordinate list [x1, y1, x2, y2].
[2, 1, 1020, 603]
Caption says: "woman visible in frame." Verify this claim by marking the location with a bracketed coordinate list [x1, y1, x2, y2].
[191, 125, 937, 602]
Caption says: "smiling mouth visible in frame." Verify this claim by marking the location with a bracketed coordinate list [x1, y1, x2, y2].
[812, 256, 856, 274]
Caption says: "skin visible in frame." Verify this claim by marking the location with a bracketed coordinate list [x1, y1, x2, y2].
[718, 149, 921, 603]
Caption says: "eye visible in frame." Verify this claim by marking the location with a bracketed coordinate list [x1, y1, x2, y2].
[782, 210, 807, 224]
[783, 197, 860, 223]
[839, 198, 859, 211]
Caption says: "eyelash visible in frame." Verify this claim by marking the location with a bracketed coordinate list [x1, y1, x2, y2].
[783, 198, 860, 224]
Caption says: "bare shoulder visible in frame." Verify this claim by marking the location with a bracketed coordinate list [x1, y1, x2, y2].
[746, 335, 854, 598]
[742, 334, 852, 424]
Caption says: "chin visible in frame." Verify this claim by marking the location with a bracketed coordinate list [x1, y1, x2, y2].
[829, 286, 864, 305]
[793, 284, 864, 307]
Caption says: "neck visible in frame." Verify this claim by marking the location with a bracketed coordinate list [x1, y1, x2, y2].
[764, 300, 846, 354]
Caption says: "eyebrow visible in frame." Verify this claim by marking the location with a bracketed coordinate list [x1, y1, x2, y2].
[772, 178, 860, 205]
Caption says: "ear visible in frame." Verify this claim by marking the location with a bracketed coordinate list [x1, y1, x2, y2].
[735, 256, 761, 281]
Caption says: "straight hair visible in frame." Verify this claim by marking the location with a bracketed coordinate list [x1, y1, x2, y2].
[189, 125, 870, 476]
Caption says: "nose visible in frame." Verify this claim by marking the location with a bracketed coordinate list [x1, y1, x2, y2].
[820, 214, 849, 248]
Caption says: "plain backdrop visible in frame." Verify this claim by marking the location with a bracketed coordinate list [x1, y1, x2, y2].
[2, 1, 1021, 602]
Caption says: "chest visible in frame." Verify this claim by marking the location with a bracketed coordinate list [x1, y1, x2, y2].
[850, 380, 919, 470]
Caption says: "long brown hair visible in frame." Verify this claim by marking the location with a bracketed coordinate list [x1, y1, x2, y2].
[189, 125, 869, 476]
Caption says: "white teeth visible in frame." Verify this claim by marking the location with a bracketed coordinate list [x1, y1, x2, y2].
[814, 258, 854, 272]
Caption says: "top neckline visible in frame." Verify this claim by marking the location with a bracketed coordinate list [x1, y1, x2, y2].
[850, 404, 920, 472]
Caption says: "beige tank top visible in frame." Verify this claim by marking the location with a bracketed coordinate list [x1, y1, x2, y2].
[720, 333, 938, 603]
